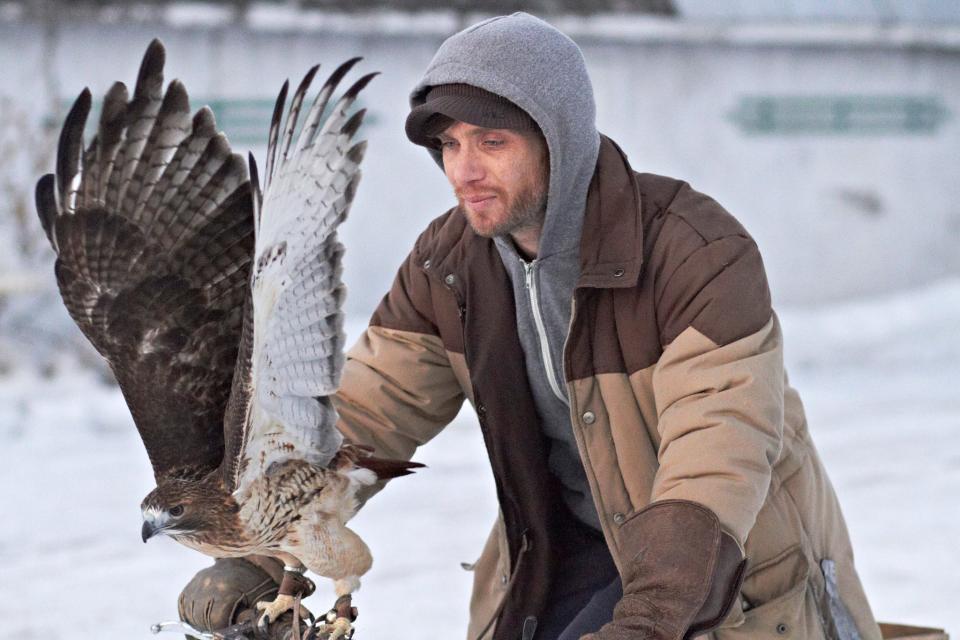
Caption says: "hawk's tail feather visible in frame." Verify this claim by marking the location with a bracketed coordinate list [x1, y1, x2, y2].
[354, 456, 427, 480]
[331, 443, 426, 480]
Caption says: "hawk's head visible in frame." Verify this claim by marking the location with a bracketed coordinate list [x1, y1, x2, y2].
[140, 478, 237, 544]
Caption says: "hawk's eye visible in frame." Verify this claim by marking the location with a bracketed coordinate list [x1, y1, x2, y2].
[169, 505, 184, 517]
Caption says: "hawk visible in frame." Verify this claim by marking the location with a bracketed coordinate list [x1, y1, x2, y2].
[36, 39, 419, 638]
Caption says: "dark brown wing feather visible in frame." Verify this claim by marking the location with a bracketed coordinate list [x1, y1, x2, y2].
[36, 39, 254, 483]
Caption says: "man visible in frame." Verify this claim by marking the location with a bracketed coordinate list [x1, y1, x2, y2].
[180, 12, 881, 640]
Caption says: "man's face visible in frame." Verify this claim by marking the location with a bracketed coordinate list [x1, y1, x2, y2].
[437, 121, 549, 239]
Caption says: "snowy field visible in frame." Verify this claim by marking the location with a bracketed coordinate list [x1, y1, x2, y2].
[1, 278, 958, 639]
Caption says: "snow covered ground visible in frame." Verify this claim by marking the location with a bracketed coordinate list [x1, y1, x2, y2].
[0, 278, 958, 639]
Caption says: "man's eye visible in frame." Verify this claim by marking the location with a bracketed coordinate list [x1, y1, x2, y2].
[438, 140, 456, 149]
[483, 139, 505, 147]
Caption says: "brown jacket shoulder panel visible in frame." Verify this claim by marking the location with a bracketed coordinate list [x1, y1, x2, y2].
[570, 154, 773, 379]
[635, 172, 687, 222]
[656, 178, 752, 244]
[638, 176, 772, 348]
[655, 233, 772, 348]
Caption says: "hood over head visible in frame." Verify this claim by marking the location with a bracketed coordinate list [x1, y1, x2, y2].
[407, 12, 600, 258]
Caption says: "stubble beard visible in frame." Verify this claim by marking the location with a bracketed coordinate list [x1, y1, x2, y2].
[458, 180, 548, 239]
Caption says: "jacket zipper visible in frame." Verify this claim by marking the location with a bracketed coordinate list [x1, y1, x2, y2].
[520, 259, 567, 405]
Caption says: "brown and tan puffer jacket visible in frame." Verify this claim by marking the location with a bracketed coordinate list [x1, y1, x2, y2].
[333, 136, 881, 640]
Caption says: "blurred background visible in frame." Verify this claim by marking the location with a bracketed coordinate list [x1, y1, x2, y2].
[0, 1, 957, 638]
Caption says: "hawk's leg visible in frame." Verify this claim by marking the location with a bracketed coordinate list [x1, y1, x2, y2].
[314, 578, 360, 640]
[256, 563, 315, 632]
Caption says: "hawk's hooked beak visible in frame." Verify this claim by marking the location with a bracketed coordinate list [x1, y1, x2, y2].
[141, 508, 170, 542]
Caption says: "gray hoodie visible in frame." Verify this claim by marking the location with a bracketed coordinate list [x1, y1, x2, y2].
[410, 13, 603, 530]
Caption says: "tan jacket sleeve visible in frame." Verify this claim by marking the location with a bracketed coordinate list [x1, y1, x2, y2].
[334, 325, 465, 461]
[650, 234, 783, 545]
[332, 219, 466, 475]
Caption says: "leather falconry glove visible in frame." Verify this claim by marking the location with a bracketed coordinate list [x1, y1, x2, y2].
[582, 500, 747, 640]
[179, 556, 288, 639]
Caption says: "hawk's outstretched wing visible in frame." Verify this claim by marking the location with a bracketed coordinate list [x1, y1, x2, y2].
[222, 61, 374, 494]
[36, 40, 254, 482]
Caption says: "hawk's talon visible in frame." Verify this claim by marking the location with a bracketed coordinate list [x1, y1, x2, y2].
[256, 614, 272, 638]
[255, 594, 313, 635]
[311, 594, 358, 639]
[313, 616, 354, 640]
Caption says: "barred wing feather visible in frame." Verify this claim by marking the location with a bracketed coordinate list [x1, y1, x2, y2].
[224, 60, 374, 494]
[36, 40, 254, 483]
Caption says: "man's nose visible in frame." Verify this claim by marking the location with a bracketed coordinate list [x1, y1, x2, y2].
[448, 147, 484, 186]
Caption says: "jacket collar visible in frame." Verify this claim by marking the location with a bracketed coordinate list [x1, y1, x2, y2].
[576, 135, 644, 289]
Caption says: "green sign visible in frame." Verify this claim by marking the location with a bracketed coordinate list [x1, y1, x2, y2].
[203, 97, 277, 146]
[729, 95, 949, 135]
[54, 95, 374, 148]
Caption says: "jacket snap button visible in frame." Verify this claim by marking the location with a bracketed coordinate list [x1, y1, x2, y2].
[613, 512, 626, 525]
[423, 259, 432, 269]
[500, 573, 509, 585]
[582, 410, 596, 425]
[776, 623, 789, 634]
[444, 273, 456, 286]
[612, 268, 625, 277]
